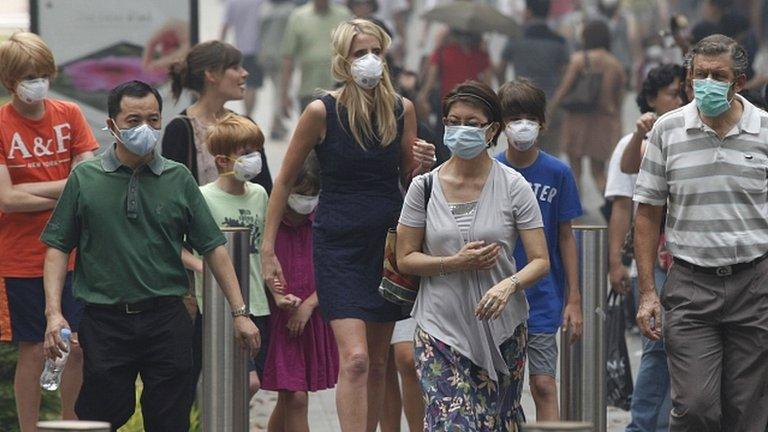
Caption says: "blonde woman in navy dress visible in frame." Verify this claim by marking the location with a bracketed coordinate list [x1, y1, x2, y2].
[261, 19, 435, 431]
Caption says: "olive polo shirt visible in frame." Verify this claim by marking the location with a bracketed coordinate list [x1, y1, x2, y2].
[41, 145, 226, 305]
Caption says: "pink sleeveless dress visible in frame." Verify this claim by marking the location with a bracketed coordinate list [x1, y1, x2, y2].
[261, 215, 339, 391]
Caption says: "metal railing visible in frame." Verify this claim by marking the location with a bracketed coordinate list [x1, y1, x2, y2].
[202, 227, 251, 432]
[560, 226, 608, 432]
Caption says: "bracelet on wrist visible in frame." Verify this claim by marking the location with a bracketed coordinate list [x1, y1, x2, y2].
[508, 274, 521, 293]
[231, 305, 249, 318]
[439, 257, 446, 277]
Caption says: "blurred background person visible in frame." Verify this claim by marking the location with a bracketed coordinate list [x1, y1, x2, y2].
[551, 20, 626, 195]
[346, 0, 405, 81]
[220, 0, 265, 117]
[417, 28, 494, 131]
[346, 0, 410, 66]
[594, 0, 641, 85]
[690, 0, 759, 78]
[258, 0, 297, 140]
[279, 0, 350, 117]
[497, 0, 570, 156]
[396, 69, 450, 163]
[347, 0, 392, 36]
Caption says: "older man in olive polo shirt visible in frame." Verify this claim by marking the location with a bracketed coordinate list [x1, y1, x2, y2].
[40, 80, 260, 431]
[634, 35, 768, 431]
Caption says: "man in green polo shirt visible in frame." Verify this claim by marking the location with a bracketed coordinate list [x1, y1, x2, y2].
[40, 80, 260, 431]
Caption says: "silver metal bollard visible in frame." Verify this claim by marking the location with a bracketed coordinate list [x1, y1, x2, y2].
[202, 227, 250, 432]
[560, 226, 607, 432]
[37, 421, 110, 431]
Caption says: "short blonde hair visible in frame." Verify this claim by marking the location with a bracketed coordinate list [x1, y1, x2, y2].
[0, 32, 57, 91]
[205, 113, 265, 158]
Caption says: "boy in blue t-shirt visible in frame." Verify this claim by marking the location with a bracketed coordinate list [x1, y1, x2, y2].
[496, 79, 583, 421]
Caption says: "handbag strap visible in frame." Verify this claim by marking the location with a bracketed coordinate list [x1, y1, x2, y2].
[174, 115, 195, 171]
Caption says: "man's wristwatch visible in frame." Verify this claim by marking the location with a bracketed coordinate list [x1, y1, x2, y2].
[231, 305, 248, 318]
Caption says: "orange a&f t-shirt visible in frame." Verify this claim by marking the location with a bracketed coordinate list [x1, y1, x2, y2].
[0, 99, 100, 277]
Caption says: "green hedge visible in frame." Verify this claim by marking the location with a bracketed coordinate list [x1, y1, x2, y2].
[0, 344, 60, 432]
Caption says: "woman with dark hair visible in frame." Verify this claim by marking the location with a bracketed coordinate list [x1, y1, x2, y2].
[396, 81, 550, 430]
[162, 40, 273, 408]
[163, 40, 272, 192]
[551, 20, 626, 194]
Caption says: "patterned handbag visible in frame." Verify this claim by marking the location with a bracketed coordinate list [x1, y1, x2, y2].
[379, 173, 434, 306]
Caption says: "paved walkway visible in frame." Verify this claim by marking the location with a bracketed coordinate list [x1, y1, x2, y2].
[248, 331, 640, 431]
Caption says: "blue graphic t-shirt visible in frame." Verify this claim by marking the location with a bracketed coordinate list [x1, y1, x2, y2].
[496, 151, 583, 333]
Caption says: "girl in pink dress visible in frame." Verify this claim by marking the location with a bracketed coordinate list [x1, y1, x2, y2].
[262, 153, 338, 431]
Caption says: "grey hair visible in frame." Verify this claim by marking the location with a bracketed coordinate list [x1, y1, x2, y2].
[684, 34, 749, 77]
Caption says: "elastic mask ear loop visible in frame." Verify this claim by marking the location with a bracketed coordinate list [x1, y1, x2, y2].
[106, 119, 123, 145]
[217, 155, 237, 177]
[484, 123, 495, 148]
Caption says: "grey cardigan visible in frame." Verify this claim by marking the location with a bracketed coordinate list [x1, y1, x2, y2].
[400, 161, 543, 381]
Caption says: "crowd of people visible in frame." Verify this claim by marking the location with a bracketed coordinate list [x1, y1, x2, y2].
[1, 0, 768, 431]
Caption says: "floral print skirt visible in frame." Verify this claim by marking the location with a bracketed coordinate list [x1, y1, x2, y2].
[414, 324, 527, 431]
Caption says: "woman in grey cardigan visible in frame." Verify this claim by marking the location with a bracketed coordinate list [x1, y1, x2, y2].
[396, 81, 550, 431]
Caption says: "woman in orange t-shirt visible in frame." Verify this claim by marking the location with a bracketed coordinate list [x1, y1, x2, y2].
[0, 32, 98, 431]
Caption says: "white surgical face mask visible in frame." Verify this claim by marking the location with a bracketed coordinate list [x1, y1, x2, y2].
[16, 78, 49, 104]
[110, 122, 162, 157]
[505, 119, 540, 151]
[287, 193, 319, 215]
[351, 53, 384, 89]
[228, 152, 263, 181]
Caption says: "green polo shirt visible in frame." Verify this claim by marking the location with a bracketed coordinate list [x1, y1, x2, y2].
[41, 145, 226, 305]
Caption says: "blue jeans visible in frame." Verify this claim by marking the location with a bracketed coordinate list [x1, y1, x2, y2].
[626, 267, 672, 432]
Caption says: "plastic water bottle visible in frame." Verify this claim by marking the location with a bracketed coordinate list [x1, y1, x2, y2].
[40, 328, 71, 391]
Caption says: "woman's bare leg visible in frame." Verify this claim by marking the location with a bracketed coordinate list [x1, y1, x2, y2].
[379, 348, 402, 432]
[394, 341, 424, 431]
[364, 321, 396, 431]
[331, 319, 370, 432]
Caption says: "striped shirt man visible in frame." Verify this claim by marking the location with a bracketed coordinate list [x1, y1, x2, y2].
[634, 94, 768, 267]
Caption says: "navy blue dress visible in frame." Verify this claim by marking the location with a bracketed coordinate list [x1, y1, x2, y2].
[313, 94, 409, 322]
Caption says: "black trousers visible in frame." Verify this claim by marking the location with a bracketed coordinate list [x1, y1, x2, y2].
[75, 299, 194, 432]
